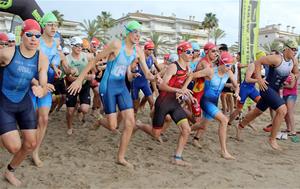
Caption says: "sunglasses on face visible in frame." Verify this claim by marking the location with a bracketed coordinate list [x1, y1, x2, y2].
[46, 22, 58, 28]
[210, 49, 217, 53]
[185, 50, 194, 55]
[288, 46, 298, 52]
[25, 32, 41, 39]
[74, 44, 83, 48]
[224, 63, 232, 68]
[147, 49, 154, 51]
[0, 42, 8, 46]
[8, 40, 15, 43]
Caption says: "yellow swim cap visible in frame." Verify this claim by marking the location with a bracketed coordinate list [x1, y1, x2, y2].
[255, 51, 266, 60]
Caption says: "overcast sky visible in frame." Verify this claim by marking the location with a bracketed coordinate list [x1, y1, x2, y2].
[36, 0, 300, 45]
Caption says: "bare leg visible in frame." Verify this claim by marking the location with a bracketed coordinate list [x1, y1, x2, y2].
[285, 99, 296, 133]
[117, 109, 135, 168]
[226, 93, 234, 115]
[237, 107, 263, 141]
[66, 107, 75, 135]
[191, 119, 209, 148]
[228, 108, 242, 125]
[269, 105, 287, 150]
[133, 99, 140, 114]
[172, 120, 191, 166]
[139, 96, 148, 111]
[56, 94, 66, 111]
[214, 112, 235, 160]
[2, 130, 37, 187]
[220, 93, 227, 113]
[32, 107, 50, 167]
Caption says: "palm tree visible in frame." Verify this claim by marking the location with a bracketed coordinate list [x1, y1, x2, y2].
[229, 42, 239, 53]
[295, 35, 300, 45]
[202, 12, 219, 42]
[52, 10, 64, 27]
[80, 19, 100, 41]
[211, 28, 226, 44]
[262, 41, 282, 54]
[96, 11, 115, 43]
[180, 34, 194, 42]
[148, 32, 169, 56]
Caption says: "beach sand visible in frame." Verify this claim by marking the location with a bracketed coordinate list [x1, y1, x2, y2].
[1, 100, 300, 189]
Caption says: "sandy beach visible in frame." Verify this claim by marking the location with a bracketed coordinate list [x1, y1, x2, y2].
[1, 98, 300, 189]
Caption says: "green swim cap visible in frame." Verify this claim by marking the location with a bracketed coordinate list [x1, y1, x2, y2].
[255, 51, 266, 60]
[125, 20, 141, 36]
[40, 12, 58, 28]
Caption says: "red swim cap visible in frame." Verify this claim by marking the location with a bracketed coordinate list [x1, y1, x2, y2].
[144, 41, 155, 50]
[21, 19, 41, 36]
[0, 32, 8, 42]
[203, 42, 216, 52]
[91, 37, 100, 47]
[177, 41, 192, 55]
[219, 51, 234, 65]
[164, 54, 170, 60]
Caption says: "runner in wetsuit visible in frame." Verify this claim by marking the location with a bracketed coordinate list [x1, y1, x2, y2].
[67, 20, 155, 168]
[30, 12, 61, 167]
[137, 42, 196, 166]
[190, 42, 201, 72]
[65, 36, 94, 135]
[0, 32, 8, 49]
[181, 42, 218, 148]
[228, 51, 266, 125]
[0, 19, 48, 187]
[237, 40, 299, 150]
[190, 51, 238, 160]
[131, 41, 158, 113]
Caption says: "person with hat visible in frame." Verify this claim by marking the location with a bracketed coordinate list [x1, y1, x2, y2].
[182, 42, 218, 148]
[191, 51, 238, 160]
[190, 42, 201, 72]
[67, 20, 155, 168]
[30, 12, 62, 167]
[137, 41, 195, 166]
[7, 33, 16, 47]
[0, 19, 49, 186]
[227, 51, 265, 131]
[131, 40, 159, 113]
[90, 37, 100, 55]
[65, 36, 94, 135]
[237, 39, 299, 150]
[0, 32, 8, 49]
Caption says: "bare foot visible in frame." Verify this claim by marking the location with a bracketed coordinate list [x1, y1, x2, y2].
[268, 138, 282, 150]
[156, 136, 163, 144]
[91, 121, 100, 130]
[221, 152, 236, 160]
[32, 152, 43, 167]
[67, 128, 73, 136]
[192, 139, 202, 149]
[78, 112, 85, 123]
[4, 170, 22, 187]
[235, 125, 243, 141]
[248, 124, 258, 133]
[116, 159, 134, 169]
[172, 157, 191, 167]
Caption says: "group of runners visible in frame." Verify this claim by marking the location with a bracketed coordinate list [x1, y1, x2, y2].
[0, 11, 299, 186]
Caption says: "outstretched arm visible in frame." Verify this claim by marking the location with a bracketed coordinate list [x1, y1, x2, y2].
[67, 40, 119, 95]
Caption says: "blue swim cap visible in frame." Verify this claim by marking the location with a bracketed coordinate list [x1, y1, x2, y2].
[191, 42, 200, 51]
[200, 50, 206, 58]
